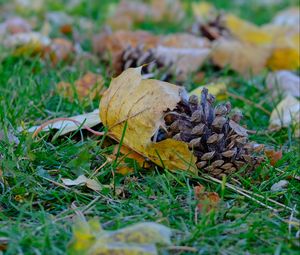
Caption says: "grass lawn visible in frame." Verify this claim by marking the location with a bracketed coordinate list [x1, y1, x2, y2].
[0, 0, 299, 254]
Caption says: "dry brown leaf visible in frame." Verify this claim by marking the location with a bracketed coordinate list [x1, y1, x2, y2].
[57, 72, 105, 101]
[265, 149, 282, 166]
[211, 39, 271, 75]
[266, 71, 300, 98]
[106, 0, 184, 30]
[100, 67, 196, 171]
[45, 38, 74, 65]
[194, 184, 220, 212]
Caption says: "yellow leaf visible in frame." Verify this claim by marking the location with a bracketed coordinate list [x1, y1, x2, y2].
[68, 218, 172, 255]
[189, 81, 227, 101]
[192, 1, 217, 21]
[100, 68, 197, 172]
[267, 47, 300, 71]
[211, 39, 271, 76]
[224, 14, 273, 46]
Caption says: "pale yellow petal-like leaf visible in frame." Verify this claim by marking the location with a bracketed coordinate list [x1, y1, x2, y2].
[269, 96, 300, 136]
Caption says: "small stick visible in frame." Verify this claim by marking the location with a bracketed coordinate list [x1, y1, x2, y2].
[166, 246, 198, 252]
[227, 92, 271, 115]
[32, 117, 104, 138]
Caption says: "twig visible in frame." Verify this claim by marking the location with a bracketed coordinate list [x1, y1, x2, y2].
[227, 92, 271, 115]
[32, 117, 104, 138]
[166, 246, 198, 252]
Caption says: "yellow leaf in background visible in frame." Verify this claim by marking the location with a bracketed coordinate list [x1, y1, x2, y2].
[100, 68, 197, 172]
[269, 96, 300, 137]
[192, 1, 217, 21]
[267, 47, 300, 71]
[68, 218, 100, 255]
[224, 14, 273, 46]
[189, 81, 227, 101]
[211, 39, 271, 76]
[68, 218, 172, 255]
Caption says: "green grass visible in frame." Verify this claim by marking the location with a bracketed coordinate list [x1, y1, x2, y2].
[0, 0, 300, 254]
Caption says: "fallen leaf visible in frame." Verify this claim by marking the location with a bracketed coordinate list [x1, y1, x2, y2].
[106, 0, 184, 30]
[92, 30, 159, 73]
[57, 72, 105, 101]
[155, 45, 211, 80]
[0, 17, 31, 35]
[192, 1, 217, 21]
[224, 14, 273, 46]
[266, 47, 300, 71]
[271, 7, 300, 29]
[194, 184, 220, 212]
[68, 217, 172, 255]
[269, 96, 300, 136]
[45, 38, 74, 65]
[266, 71, 300, 97]
[211, 39, 271, 75]
[62, 175, 101, 191]
[99, 67, 197, 171]
[270, 180, 289, 192]
[265, 149, 283, 166]
[27, 109, 101, 136]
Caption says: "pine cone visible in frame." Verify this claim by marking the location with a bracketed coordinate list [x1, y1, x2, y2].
[153, 88, 264, 178]
[120, 44, 175, 82]
[191, 14, 230, 41]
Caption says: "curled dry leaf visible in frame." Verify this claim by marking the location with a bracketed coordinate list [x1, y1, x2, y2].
[57, 72, 105, 101]
[62, 175, 101, 191]
[194, 184, 220, 212]
[211, 39, 271, 75]
[269, 96, 300, 137]
[265, 149, 282, 166]
[27, 109, 101, 136]
[68, 217, 172, 255]
[100, 67, 197, 171]
[266, 71, 300, 98]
